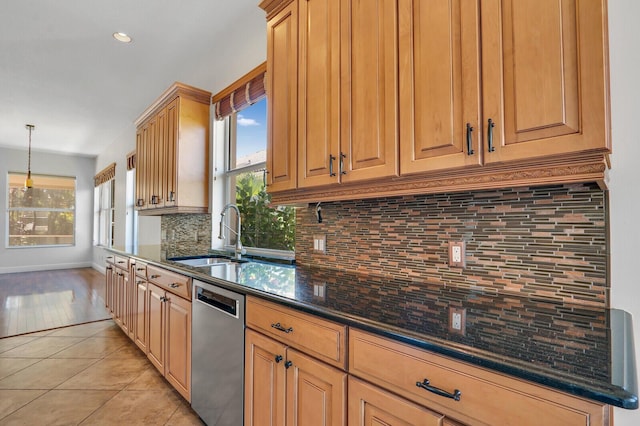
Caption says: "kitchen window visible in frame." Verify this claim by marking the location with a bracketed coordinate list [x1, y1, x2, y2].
[7, 172, 76, 247]
[213, 64, 295, 258]
[93, 163, 115, 248]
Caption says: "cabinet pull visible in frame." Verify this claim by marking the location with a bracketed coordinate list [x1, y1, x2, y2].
[275, 355, 283, 363]
[487, 118, 496, 152]
[329, 154, 337, 177]
[137, 267, 145, 271]
[136, 199, 144, 207]
[263, 169, 269, 187]
[160, 296, 168, 302]
[339, 152, 347, 175]
[169, 283, 180, 288]
[284, 360, 293, 369]
[168, 191, 175, 202]
[150, 274, 160, 279]
[416, 379, 462, 402]
[466, 123, 474, 155]
[271, 322, 293, 334]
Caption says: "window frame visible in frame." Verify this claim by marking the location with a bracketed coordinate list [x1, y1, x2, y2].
[6, 172, 77, 248]
[93, 178, 114, 248]
[221, 106, 295, 261]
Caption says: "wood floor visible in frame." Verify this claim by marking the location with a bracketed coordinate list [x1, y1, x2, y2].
[0, 268, 111, 338]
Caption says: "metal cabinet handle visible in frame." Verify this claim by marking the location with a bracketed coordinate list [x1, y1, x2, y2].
[150, 274, 160, 279]
[339, 152, 347, 175]
[329, 154, 337, 177]
[284, 360, 293, 369]
[466, 123, 474, 155]
[416, 379, 461, 401]
[160, 296, 168, 302]
[271, 322, 293, 334]
[275, 355, 283, 363]
[487, 118, 495, 152]
[137, 267, 145, 271]
[169, 283, 180, 288]
[168, 191, 175, 202]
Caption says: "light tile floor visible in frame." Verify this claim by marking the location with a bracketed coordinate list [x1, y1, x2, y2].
[0, 320, 205, 425]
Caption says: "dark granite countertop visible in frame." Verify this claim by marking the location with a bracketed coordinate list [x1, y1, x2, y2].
[108, 246, 638, 409]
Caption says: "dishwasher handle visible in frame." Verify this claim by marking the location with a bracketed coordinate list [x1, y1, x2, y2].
[196, 286, 239, 317]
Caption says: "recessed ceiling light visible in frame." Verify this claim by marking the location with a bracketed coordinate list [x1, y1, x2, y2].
[113, 32, 132, 43]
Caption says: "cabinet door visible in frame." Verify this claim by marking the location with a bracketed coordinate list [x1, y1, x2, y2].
[266, 1, 298, 192]
[297, 0, 341, 188]
[105, 266, 113, 313]
[348, 377, 445, 426]
[245, 329, 287, 426]
[114, 269, 125, 328]
[134, 278, 148, 353]
[340, 0, 398, 183]
[286, 348, 346, 426]
[481, 0, 609, 163]
[148, 116, 160, 207]
[399, 0, 482, 174]
[147, 283, 165, 373]
[165, 294, 191, 402]
[155, 106, 168, 209]
[164, 98, 178, 207]
[134, 129, 145, 209]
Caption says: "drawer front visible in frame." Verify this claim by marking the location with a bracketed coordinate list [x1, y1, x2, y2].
[147, 264, 190, 300]
[133, 261, 147, 278]
[349, 329, 607, 426]
[246, 297, 347, 369]
[113, 255, 129, 271]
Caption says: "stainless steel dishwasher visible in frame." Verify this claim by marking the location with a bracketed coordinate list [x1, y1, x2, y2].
[191, 279, 245, 426]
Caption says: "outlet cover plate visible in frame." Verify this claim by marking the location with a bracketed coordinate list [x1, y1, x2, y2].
[448, 241, 466, 268]
[449, 306, 466, 336]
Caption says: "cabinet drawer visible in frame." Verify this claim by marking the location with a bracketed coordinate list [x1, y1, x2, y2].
[246, 297, 347, 369]
[147, 264, 191, 300]
[113, 255, 129, 270]
[349, 329, 608, 426]
[133, 261, 147, 278]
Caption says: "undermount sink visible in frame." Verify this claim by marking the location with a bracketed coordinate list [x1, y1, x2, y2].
[170, 256, 245, 267]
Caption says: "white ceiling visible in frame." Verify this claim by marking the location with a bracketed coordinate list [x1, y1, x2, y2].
[0, 0, 266, 157]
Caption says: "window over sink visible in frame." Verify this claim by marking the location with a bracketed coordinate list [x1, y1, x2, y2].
[213, 64, 295, 258]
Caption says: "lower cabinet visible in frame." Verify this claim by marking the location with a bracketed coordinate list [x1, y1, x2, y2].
[348, 376, 445, 426]
[349, 329, 611, 426]
[244, 296, 348, 426]
[105, 256, 192, 403]
[147, 282, 192, 402]
[245, 328, 347, 426]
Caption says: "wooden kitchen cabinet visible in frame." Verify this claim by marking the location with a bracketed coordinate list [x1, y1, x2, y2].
[348, 376, 446, 426]
[480, 0, 610, 164]
[398, 0, 482, 175]
[349, 329, 610, 426]
[146, 273, 192, 402]
[245, 297, 347, 425]
[132, 261, 148, 353]
[245, 329, 347, 426]
[261, 0, 611, 205]
[135, 82, 210, 215]
[264, 0, 298, 192]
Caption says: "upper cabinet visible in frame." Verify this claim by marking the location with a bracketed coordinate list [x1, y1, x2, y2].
[135, 83, 211, 215]
[480, 0, 610, 163]
[261, 0, 610, 204]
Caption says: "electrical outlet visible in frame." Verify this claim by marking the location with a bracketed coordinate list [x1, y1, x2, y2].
[448, 241, 466, 268]
[449, 307, 466, 335]
[313, 283, 327, 301]
[313, 234, 327, 253]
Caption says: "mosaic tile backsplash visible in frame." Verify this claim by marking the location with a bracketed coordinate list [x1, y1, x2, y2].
[161, 213, 212, 259]
[295, 183, 608, 306]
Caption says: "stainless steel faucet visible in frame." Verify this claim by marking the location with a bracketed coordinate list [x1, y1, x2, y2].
[218, 203, 246, 260]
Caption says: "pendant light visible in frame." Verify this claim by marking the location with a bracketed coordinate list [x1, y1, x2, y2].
[25, 124, 35, 188]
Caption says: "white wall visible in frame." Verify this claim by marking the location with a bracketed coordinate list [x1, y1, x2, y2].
[608, 0, 640, 424]
[0, 146, 95, 273]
